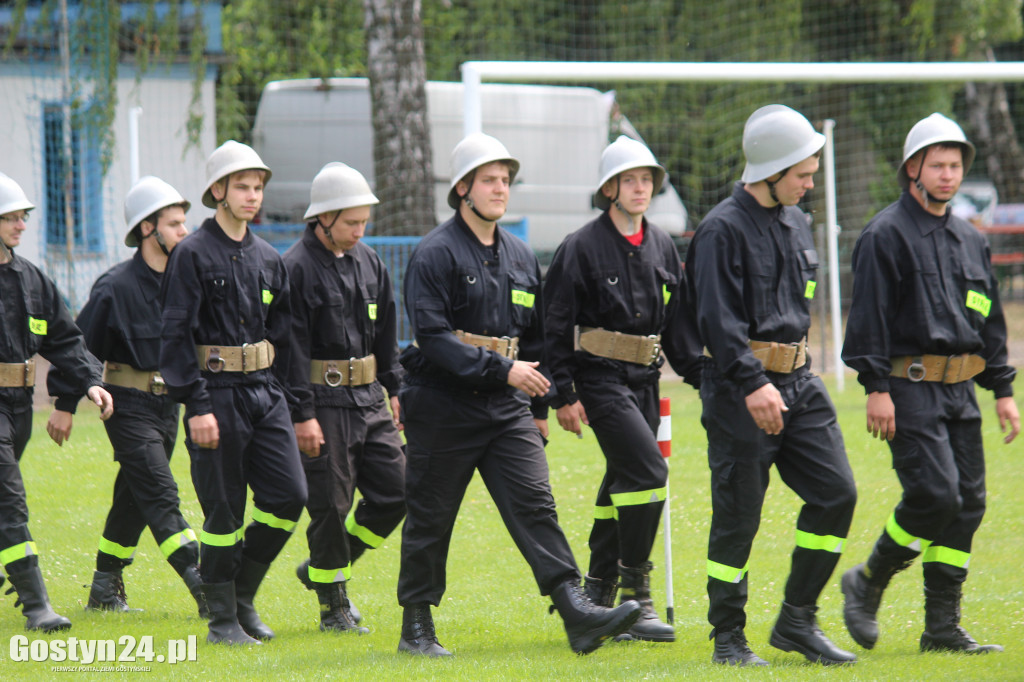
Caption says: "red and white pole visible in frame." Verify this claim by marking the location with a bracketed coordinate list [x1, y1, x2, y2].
[658, 396, 674, 625]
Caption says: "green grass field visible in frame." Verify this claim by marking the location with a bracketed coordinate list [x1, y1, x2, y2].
[1, 375, 1021, 680]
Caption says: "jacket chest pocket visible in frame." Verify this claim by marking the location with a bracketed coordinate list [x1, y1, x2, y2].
[798, 248, 819, 301]
[508, 270, 539, 327]
[590, 268, 625, 319]
[202, 271, 230, 305]
[746, 253, 776, 314]
[961, 262, 992, 321]
[452, 267, 482, 312]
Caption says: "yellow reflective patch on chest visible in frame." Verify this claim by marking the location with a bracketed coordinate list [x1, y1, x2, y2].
[662, 284, 671, 306]
[262, 289, 273, 305]
[965, 290, 991, 317]
[511, 290, 535, 308]
[28, 317, 47, 335]
[805, 280, 817, 299]
[368, 303, 378, 321]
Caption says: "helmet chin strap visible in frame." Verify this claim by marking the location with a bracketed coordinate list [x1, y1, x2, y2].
[142, 226, 170, 256]
[316, 212, 342, 248]
[911, 147, 947, 212]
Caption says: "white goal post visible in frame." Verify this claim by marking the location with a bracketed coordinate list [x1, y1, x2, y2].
[461, 60, 1024, 390]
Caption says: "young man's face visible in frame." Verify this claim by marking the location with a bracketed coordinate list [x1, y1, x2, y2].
[0, 210, 29, 249]
[318, 204, 371, 251]
[771, 155, 819, 206]
[149, 205, 189, 253]
[604, 167, 654, 214]
[457, 161, 510, 222]
[213, 169, 265, 221]
[906, 145, 964, 204]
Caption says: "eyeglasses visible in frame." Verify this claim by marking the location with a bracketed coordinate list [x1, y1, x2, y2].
[0, 213, 29, 224]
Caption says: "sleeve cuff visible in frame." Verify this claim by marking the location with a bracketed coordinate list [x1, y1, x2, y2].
[861, 376, 891, 395]
[54, 396, 80, 414]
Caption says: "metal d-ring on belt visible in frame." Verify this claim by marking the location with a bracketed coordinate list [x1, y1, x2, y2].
[309, 355, 377, 387]
[195, 340, 275, 374]
[0, 359, 35, 388]
[890, 353, 986, 384]
[102, 361, 166, 395]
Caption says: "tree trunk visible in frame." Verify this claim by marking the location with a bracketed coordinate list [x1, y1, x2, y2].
[963, 48, 1024, 209]
[363, 0, 436, 236]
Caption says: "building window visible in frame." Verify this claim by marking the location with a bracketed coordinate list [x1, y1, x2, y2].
[42, 102, 104, 253]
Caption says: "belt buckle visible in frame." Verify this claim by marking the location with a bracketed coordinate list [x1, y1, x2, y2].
[647, 335, 661, 365]
[906, 358, 927, 383]
[324, 363, 344, 388]
[206, 347, 225, 373]
[150, 374, 166, 396]
[24, 360, 33, 387]
[348, 357, 358, 385]
[241, 343, 254, 373]
[499, 336, 512, 359]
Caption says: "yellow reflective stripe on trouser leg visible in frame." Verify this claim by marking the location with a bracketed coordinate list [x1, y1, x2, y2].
[922, 545, 971, 569]
[795, 529, 846, 553]
[307, 564, 353, 584]
[885, 513, 930, 553]
[593, 504, 617, 521]
[345, 509, 385, 549]
[0, 541, 38, 567]
[609, 486, 668, 508]
[200, 528, 244, 547]
[707, 559, 748, 583]
[251, 507, 298, 533]
[158, 528, 199, 559]
[97, 537, 136, 561]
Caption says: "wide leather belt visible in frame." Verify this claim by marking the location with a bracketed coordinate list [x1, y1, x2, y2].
[0, 360, 35, 387]
[890, 353, 986, 384]
[748, 337, 807, 374]
[578, 327, 661, 366]
[103, 361, 166, 395]
[196, 340, 275, 373]
[310, 355, 377, 387]
[453, 330, 519, 359]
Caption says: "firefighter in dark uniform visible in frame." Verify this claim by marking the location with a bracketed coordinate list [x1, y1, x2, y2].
[397, 132, 641, 657]
[159, 141, 307, 645]
[544, 136, 703, 643]
[46, 176, 205, 617]
[686, 105, 857, 666]
[0, 172, 114, 632]
[283, 162, 405, 633]
[841, 113, 1019, 655]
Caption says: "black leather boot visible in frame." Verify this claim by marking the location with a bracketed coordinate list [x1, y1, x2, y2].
[182, 565, 209, 619]
[398, 604, 452, 656]
[712, 626, 769, 666]
[549, 579, 641, 655]
[201, 581, 260, 645]
[234, 557, 274, 641]
[841, 557, 911, 649]
[770, 602, 857, 665]
[6, 566, 71, 632]
[315, 582, 369, 634]
[618, 561, 674, 642]
[86, 570, 140, 612]
[582, 575, 617, 607]
[296, 558, 362, 623]
[920, 585, 1003, 654]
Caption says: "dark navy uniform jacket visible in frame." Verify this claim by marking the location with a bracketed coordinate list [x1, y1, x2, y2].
[159, 217, 293, 418]
[48, 251, 169, 413]
[399, 213, 546, 413]
[544, 212, 703, 408]
[282, 223, 402, 421]
[686, 182, 821, 395]
[0, 253, 102, 408]
[842, 191, 1016, 398]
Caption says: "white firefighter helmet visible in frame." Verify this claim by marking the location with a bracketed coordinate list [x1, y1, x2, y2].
[898, 113, 976, 189]
[447, 132, 520, 209]
[741, 104, 825, 183]
[201, 140, 272, 208]
[123, 176, 190, 247]
[594, 135, 666, 210]
[0, 172, 35, 217]
[304, 162, 379, 220]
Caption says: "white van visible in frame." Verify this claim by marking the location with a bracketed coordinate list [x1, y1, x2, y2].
[251, 78, 687, 252]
